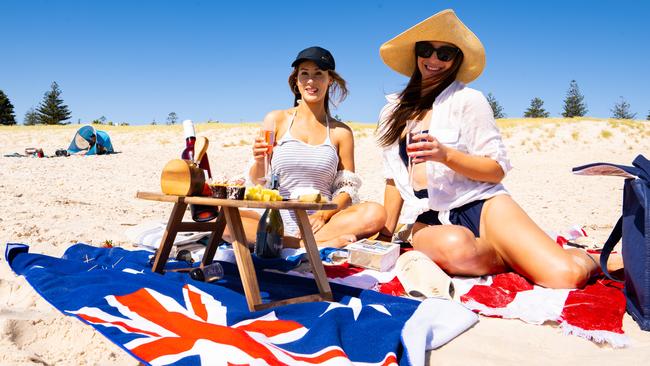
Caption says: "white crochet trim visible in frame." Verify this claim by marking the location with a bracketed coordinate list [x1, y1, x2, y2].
[331, 170, 362, 204]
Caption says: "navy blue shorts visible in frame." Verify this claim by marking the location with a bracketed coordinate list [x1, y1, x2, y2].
[415, 200, 485, 238]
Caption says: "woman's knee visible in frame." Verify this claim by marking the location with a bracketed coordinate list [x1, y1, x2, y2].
[535, 258, 589, 289]
[356, 202, 387, 232]
[412, 226, 477, 270]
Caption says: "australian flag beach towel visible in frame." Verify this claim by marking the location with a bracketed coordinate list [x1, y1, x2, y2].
[5, 243, 478, 366]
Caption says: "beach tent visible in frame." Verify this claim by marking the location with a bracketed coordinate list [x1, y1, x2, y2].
[67, 125, 114, 155]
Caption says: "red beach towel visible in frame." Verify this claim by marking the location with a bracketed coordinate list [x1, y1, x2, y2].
[322, 265, 629, 347]
[454, 273, 628, 347]
[307, 227, 630, 347]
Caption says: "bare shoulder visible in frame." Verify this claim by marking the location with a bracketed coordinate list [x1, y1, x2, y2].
[329, 118, 353, 142]
[263, 108, 295, 130]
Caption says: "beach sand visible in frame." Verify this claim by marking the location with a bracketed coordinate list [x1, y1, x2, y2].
[1, 120, 649, 365]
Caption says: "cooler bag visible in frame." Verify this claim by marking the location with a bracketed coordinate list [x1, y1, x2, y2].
[573, 154, 650, 331]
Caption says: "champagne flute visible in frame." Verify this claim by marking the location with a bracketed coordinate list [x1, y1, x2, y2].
[407, 121, 431, 189]
[405, 120, 421, 188]
[259, 122, 276, 185]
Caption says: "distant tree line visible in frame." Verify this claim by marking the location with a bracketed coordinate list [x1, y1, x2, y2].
[1, 81, 134, 126]
[2, 80, 648, 125]
[1, 81, 72, 126]
[486, 80, 646, 120]
[0, 81, 182, 126]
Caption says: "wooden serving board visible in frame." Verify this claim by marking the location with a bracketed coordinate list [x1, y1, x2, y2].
[136, 191, 338, 210]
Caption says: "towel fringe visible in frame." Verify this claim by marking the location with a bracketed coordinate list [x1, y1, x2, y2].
[560, 321, 630, 348]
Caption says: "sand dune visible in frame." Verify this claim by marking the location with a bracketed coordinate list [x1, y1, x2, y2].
[1, 120, 649, 365]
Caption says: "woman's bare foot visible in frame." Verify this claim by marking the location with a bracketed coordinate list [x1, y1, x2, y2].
[282, 233, 357, 249]
[592, 252, 624, 273]
[317, 234, 357, 248]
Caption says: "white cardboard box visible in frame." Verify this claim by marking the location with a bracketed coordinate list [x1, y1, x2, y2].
[346, 239, 400, 272]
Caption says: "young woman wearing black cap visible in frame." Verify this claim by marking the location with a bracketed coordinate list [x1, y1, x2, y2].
[240, 46, 386, 248]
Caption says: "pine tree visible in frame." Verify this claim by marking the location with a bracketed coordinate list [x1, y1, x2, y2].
[486, 93, 505, 119]
[24, 107, 39, 126]
[524, 97, 550, 118]
[167, 112, 178, 125]
[36, 81, 71, 125]
[92, 116, 107, 125]
[611, 96, 636, 120]
[0, 90, 17, 125]
[561, 80, 587, 118]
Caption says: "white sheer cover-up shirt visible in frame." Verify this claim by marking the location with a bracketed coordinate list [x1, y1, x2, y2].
[378, 81, 512, 224]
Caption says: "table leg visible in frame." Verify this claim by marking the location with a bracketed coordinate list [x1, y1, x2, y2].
[223, 207, 262, 311]
[201, 207, 227, 266]
[152, 201, 187, 273]
[294, 209, 333, 301]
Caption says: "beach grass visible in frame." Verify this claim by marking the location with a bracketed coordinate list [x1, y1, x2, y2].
[1, 117, 647, 134]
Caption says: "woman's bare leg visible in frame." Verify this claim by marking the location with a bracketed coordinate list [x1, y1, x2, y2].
[311, 202, 387, 248]
[412, 225, 508, 275]
[412, 195, 602, 289]
[222, 209, 261, 247]
[223, 205, 384, 249]
[479, 195, 598, 288]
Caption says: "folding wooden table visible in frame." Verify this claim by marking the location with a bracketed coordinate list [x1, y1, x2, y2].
[136, 191, 337, 311]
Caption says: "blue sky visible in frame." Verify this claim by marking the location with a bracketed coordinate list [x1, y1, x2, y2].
[2, 0, 649, 124]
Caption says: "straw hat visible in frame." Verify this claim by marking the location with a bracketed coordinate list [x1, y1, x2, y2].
[395, 250, 454, 300]
[379, 9, 485, 83]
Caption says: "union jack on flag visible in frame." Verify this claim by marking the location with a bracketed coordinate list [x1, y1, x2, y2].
[5, 243, 477, 366]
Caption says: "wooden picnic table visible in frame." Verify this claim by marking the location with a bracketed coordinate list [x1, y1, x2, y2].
[136, 191, 337, 311]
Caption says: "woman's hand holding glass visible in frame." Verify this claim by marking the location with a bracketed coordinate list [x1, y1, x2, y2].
[252, 130, 273, 185]
[406, 120, 448, 191]
[406, 120, 425, 189]
[256, 119, 276, 184]
[407, 134, 447, 164]
[252, 134, 270, 161]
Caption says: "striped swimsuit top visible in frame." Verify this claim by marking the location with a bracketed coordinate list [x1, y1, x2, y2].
[271, 110, 339, 236]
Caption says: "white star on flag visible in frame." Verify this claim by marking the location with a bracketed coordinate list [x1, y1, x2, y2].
[320, 297, 391, 320]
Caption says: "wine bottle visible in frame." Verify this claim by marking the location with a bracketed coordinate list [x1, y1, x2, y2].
[181, 119, 196, 162]
[254, 174, 284, 258]
[181, 120, 218, 222]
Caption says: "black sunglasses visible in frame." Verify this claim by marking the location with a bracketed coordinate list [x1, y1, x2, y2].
[415, 42, 460, 62]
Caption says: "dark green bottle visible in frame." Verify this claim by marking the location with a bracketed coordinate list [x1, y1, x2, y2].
[254, 175, 283, 258]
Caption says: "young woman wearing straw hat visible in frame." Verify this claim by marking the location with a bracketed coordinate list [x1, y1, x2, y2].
[375, 10, 618, 288]
[240, 46, 386, 248]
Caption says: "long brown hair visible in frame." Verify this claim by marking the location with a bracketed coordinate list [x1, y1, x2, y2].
[377, 50, 464, 147]
[288, 67, 348, 116]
